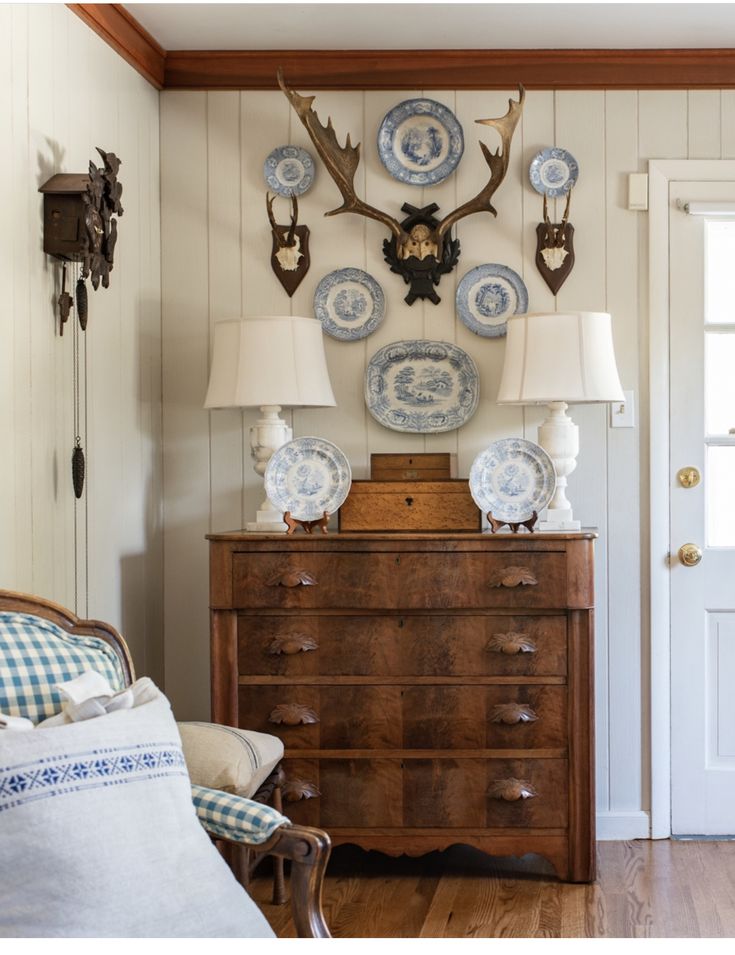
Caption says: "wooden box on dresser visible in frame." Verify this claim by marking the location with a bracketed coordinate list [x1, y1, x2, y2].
[208, 530, 597, 882]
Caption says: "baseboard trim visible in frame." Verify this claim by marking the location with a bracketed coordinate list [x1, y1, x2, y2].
[596, 811, 651, 841]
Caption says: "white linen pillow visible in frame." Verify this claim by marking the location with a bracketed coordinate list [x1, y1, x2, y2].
[0, 683, 275, 938]
[177, 721, 284, 798]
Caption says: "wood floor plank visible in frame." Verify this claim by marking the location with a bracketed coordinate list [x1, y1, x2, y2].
[250, 840, 735, 938]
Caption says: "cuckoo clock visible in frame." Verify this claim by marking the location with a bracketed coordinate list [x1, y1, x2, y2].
[39, 147, 123, 334]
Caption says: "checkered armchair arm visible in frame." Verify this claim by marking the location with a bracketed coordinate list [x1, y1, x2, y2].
[191, 784, 288, 846]
[192, 784, 331, 938]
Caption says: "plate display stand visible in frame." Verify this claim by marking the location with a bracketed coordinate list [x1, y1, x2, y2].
[487, 509, 538, 534]
[283, 511, 331, 536]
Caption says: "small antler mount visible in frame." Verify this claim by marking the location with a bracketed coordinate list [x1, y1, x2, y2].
[278, 69, 524, 306]
[266, 191, 311, 296]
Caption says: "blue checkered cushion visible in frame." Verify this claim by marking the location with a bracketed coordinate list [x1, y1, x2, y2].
[0, 612, 126, 724]
[192, 784, 288, 846]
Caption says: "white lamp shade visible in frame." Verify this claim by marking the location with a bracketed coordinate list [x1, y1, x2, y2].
[204, 316, 336, 409]
[496, 311, 624, 404]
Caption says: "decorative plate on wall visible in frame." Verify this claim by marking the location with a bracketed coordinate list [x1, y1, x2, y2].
[456, 263, 528, 338]
[377, 99, 464, 186]
[263, 145, 315, 197]
[313, 268, 385, 341]
[264, 437, 352, 521]
[529, 147, 579, 198]
[469, 438, 556, 522]
[365, 340, 479, 433]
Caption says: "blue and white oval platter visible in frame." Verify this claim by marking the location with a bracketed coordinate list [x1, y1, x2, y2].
[365, 340, 479, 433]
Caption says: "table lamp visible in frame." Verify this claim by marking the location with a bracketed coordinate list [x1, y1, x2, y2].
[496, 311, 623, 530]
[204, 316, 336, 532]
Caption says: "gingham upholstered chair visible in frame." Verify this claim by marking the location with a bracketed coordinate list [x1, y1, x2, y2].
[0, 590, 331, 938]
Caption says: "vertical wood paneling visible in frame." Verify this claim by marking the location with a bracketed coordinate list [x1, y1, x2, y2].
[604, 90, 643, 813]
[161, 91, 210, 718]
[207, 91, 245, 534]
[2, 6, 162, 682]
[0, 3, 15, 585]
[11, 5, 33, 592]
[688, 91, 722, 159]
[722, 93, 735, 158]
[555, 90, 610, 812]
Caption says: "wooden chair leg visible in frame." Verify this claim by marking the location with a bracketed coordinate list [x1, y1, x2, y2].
[271, 777, 287, 905]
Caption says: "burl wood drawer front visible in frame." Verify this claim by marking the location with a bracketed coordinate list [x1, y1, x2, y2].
[238, 614, 568, 678]
[231, 550, 567, 610]
[281, 757, 568, 829]
[239, 684, 567, 750]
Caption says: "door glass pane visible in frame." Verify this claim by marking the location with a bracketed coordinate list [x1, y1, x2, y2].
[707, 445, 735, 546]
[706, 220, 735, 324]
[705, 332, 735, 435]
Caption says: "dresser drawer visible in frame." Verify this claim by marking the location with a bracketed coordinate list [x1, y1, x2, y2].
[238, 613, 567, 678]
[239, 684, 567, 750]
[231, 550, 567, 610]
[281, 756, 568, 830]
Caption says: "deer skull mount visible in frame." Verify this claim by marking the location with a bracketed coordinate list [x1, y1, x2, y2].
[266, 191, 311, 296]
[535, 191, 575, 295]
[278, 70, 525, 306]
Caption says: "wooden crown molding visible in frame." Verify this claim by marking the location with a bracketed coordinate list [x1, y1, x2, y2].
[68, 6, 735, 91]
[164, 48, 735, 91]
[68, 4, 166, 89]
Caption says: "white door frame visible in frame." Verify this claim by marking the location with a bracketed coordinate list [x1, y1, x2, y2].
[648, 159, 735, 839]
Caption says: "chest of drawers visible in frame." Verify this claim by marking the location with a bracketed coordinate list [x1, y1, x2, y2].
[208, 530, 596, 882]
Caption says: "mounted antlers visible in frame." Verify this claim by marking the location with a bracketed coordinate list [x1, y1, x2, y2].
[267, 192, 301, 270]
[266, 190, 311, 295]
[277, 69, 524, 303]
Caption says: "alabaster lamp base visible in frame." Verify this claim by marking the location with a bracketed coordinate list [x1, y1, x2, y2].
[537, 401, 582, 531]
[244, 405, 292, 533]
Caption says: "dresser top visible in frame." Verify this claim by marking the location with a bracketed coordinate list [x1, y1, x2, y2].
[207, 529, 599, 542]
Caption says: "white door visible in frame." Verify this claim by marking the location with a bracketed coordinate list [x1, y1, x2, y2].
[670, 181, 735, 834]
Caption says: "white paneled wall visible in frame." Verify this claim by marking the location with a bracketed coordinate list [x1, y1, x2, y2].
[161, 86, 735, 834]
[0, 5, 162, 680]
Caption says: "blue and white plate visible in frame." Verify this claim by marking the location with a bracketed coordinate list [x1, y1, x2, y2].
[365, 340, 479, 433]
[377, 99, 464, 186]
[263, 145, 315, 197]
[529, 147, 579, 197]
[469, 438, 556, 523]
[456, 263, 528, 338]
[264, 437, 352, 522]
[314, 268, 385, 341]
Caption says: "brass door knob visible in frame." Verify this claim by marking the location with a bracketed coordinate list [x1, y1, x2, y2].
[677, 467, 701, 488]
[678, 543, 703, 567]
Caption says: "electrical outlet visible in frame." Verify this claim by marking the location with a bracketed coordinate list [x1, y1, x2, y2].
[610, 390, 635, 428]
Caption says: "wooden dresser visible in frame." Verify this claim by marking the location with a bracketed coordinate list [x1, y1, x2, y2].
[208, 530, 596, 882]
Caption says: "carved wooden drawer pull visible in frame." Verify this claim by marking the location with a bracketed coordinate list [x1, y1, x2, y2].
[489, 566, 538, 588]
[282, 778, 321, 803]
[486, 632, 538, 655]
[490, 702, 539, 725]
[488, 777, 538, 801]
[268, 703, 320, 726]
[267, 633, 319, 656]
[266, 569, 318, 588]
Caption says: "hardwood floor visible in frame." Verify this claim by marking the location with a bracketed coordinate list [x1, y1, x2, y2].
[251, 841, 735, 938]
